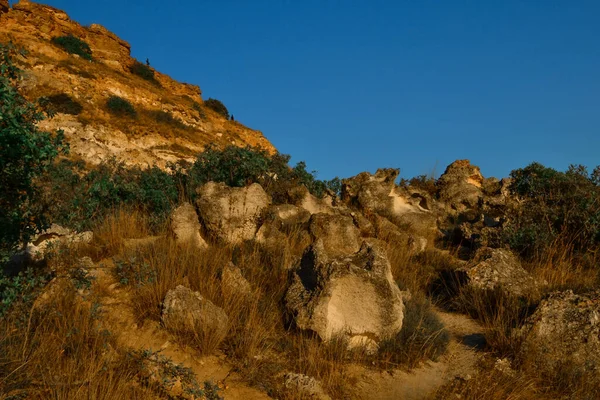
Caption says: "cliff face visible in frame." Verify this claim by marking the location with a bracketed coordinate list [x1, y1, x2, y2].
[0, 0, 275, 168]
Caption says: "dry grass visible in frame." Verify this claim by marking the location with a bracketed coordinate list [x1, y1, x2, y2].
[0, 280, 156, 399]
[92, 207, 152, 257]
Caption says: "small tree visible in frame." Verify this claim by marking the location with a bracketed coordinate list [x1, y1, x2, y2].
[0, 43, 68, 263]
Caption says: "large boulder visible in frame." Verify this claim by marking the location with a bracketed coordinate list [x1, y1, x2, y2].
[437, 160, 484, 211]
[518, 290, 600, 380]
[286, 239, 405, 349]
[463, 247, 540, 297]
[196, 182, 270, 244]
[162, 285, 229, 341]
[309, 213, 361, 258]
[169, 203, 208, 249]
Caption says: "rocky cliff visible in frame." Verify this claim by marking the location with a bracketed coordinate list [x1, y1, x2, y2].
[0, 0, 275, 168]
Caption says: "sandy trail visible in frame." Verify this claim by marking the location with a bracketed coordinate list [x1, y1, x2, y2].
[351, 308, 485, 400]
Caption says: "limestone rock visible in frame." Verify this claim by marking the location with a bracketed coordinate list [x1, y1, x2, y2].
[289, 186, 335, 215]
[519, 290, 600, 379]
[221, 262, 253, 299]
[437, 160, 484, 211]
[169, 203, 208, 249]
[285, 239, 405, 348]
[162, 285, 229, 341]
[196, 182, 271, 244]
[309, 213, 361, 258]
[24, 224, 93, 261]
[284, 373, 331, 400]
[341, 168, 399, 214]
[464, 247, 540, 297]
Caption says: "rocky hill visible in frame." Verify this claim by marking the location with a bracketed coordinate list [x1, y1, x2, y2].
[0, 0, 274, 168]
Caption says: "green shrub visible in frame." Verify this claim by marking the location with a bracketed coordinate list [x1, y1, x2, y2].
[114, 256, 156, 287]
[51, 35, 93, 60]
[106, 95, 136, 118]
[0, 268, 50, 317]
[42, 93, 83, 115]
[505, 162, 600, 258]
[0, 43, 68, 264]
[130, 60, 158, 84]
[43, 159, 177, 232]
[203, 98, 229, 119]
[183, 145, 339, 203]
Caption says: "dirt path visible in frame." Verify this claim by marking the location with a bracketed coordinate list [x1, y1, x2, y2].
[91, 260, 271, 400]
[351, 308, 485, 400]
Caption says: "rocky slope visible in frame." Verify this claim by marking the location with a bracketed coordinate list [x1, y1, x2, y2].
[0, 0, 275, 168]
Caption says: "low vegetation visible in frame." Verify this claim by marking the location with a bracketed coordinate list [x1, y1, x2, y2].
[42, 93, 84, 115]
[51, 34, 93, 60]
[130, 60, 158, 84]
[106, 95, 137, 118]
[203, 98, 229, 119]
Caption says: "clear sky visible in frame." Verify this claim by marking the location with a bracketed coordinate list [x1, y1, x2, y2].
[15, 0, 600, 180]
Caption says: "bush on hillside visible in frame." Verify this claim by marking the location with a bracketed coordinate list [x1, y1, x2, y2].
[504, 162, 600, 258]
[51, 35, 93, 60]
[130, 60, 158, 84]
[0, 43, 68, 263]
[203, 98, 229, 119]
[182, 145, 340, 203]
[106, 95, 136, 118]
[42, 93, 84, 115]
[44, 159, 178, 231]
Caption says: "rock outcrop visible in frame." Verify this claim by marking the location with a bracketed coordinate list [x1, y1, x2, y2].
[162, 285, 229, 340]
[169, 203, 208, 249]
[463, 247, 540, 297]
[286, 239, 405, 350]
[0, 0, 9, 15]
[519, 290, 600, 379]
[437, 160, 483, 211]
[221, 262, 253, 300]
[196, 182, 271, 244]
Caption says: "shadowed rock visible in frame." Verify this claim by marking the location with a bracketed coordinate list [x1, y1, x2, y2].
[170, 203, 208, 249]
[286, 239, 405, 350]
[518, 290, 600, 380]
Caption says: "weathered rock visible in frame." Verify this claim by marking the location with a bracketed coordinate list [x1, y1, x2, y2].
[221, 262, 253, 299]
[286, 239, 405, 349]
[196, 182, 271, 244]
[266, 204, 311, 227]
[169, 203, 208, 249]
[162, 285, 229, 340]
[309, 213, 361, 258]
[0, 0, 9, 15]
[289, 186, 335, 215]
[437, 160, 484, 211]
[519, 290, 600, 380]
[24, 224, 93, 261]
[284, 373, 331, 400]
[341, 168, 399, 214]
[464, 247, 540, 297]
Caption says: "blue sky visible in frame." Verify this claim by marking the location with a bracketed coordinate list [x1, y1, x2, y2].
[17, 0, 600, 180]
